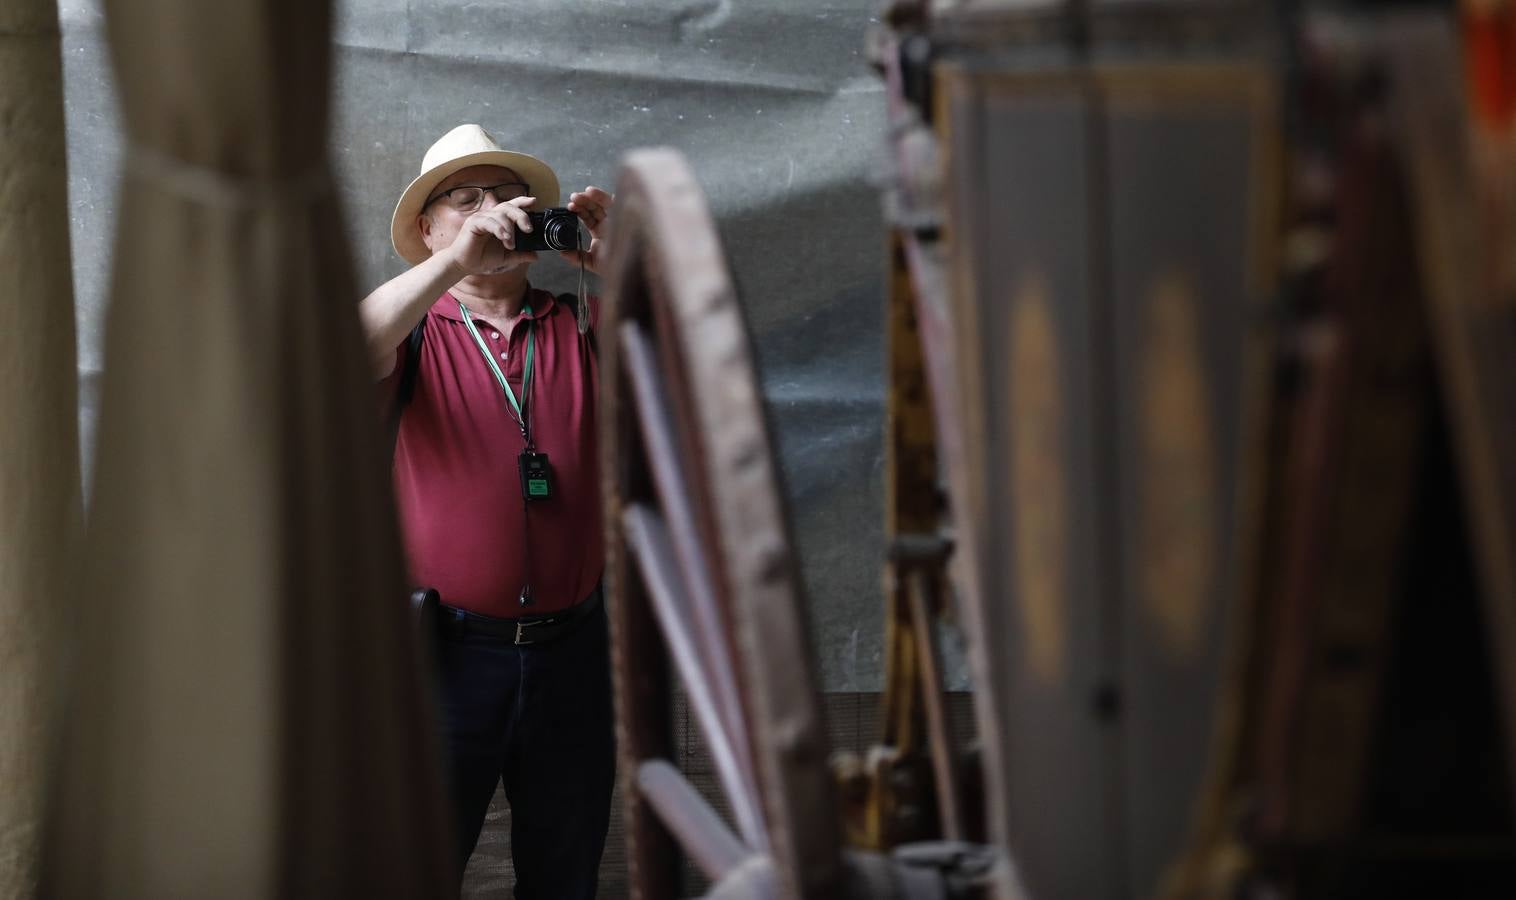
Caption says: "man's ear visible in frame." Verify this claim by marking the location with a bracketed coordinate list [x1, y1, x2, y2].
[417, 213, 435, 251]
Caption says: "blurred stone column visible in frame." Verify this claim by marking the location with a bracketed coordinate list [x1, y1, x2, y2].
[0, 1, 83, 897]
[43, 0, 452, 896]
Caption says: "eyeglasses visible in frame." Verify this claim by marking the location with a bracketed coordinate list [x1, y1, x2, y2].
[424, 181, 530, 213]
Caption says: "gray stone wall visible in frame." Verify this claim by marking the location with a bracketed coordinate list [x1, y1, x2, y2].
[60, 0, 907, 692]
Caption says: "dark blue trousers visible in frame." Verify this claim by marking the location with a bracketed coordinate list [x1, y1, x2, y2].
[434, 592, 616, 899]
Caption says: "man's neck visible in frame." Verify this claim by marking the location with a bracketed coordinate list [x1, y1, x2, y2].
[451, 272, 531, 320]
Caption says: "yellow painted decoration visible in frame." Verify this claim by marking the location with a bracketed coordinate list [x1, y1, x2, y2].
[1139, 271, 1218, 660]
[1008, 273, 1070, 684]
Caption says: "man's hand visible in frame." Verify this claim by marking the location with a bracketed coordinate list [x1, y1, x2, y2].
[446, 195, 540, 276]
[562, 186, 614, 274]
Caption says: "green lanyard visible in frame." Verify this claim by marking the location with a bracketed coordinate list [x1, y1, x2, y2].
[459, 299, 536, 441]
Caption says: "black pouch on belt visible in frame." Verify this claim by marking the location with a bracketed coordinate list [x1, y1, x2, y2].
[410, 586, 440, 633]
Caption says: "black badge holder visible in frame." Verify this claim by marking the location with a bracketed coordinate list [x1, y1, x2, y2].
[518, 450, 553, 501]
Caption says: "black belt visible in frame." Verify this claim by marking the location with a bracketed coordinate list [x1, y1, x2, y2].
[435, 585, 603, 646]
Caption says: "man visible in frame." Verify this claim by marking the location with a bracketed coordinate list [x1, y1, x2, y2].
[360, 123, 615, 898]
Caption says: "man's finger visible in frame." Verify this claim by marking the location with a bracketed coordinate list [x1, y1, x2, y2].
[570, 189, 612, 216]
[490, 219, 514, 249]
[566, 201, 599, 229]
[488, 203, 531, 232]
[568, 198, 609, 240]
[469, 208, 517, 238]
[578, 186, 613, 208]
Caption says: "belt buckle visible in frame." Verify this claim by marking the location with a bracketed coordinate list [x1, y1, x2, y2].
[514, 615, 558, 646]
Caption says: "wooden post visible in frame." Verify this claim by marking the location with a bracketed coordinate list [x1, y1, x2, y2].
[0, 1, 83, 896]
[44, 1, 452, 895]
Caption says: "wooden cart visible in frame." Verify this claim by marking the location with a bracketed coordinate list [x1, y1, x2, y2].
[599, 3, 1516, 897]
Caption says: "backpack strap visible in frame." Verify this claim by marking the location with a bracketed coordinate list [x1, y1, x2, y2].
[388, 317, 426, 455]
[397, 318, 427, 408]
[556, 292, 598, 358]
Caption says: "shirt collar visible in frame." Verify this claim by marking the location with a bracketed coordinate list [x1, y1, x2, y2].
[431, 284, 558, 322]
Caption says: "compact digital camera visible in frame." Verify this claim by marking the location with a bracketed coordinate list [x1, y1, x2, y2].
[517, 207, 581, 252]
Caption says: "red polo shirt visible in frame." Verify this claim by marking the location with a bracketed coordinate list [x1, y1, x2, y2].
[382, 286, 602, 617]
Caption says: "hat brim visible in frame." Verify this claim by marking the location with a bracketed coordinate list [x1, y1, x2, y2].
[390, 149, 562, 265]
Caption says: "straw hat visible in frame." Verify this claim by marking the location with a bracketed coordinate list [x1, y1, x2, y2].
[390, 124, 561, 264]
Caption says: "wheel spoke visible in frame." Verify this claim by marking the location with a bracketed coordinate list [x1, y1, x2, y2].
[620, 322, 756, 767]
[637, 760, 755, 881]
[624, 503, 769, 850]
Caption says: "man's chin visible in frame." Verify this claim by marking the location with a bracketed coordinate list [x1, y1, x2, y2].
[481, 253, 537, 275]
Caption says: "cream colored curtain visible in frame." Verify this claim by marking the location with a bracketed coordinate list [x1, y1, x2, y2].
[44, 0, 451, 896]
[0, 1, 82, 897]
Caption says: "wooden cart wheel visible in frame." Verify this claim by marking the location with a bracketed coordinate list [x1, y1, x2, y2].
[599, 148, 846, 899]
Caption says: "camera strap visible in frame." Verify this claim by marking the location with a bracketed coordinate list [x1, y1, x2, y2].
[576, 239, 589, 336]
[458, 298, 535, 444]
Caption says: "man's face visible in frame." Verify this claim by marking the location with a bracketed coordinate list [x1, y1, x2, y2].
[418, 164, 524, 255]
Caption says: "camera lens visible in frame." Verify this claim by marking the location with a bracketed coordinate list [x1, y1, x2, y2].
[544, 216, 578, 252]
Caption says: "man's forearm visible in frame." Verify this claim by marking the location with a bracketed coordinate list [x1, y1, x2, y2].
[359, 251, 464, 377]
